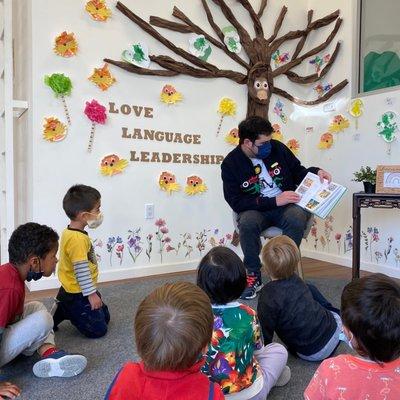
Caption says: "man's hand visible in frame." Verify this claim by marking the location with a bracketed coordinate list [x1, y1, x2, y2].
[276, 191, 301, 206]
[318, 169, 332, 183]
[0, 382, 20, 399]
[88, 292, 102, 310]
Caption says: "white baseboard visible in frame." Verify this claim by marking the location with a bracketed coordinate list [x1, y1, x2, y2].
[27, 259, 200, 291]
[302, 249, 400, 279]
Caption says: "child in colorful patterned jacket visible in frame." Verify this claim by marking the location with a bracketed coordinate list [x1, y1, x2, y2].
[304, 273, 400, 400]
[197, 247, 290, 399]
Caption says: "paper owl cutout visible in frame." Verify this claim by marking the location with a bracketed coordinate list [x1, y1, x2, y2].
[100, 154, 128, 176]
[222, 26, 241, 54]
[54, 32, 78, 57]
[328, 115, 350, 133]
[122, 43, 150, 68]
[272, 124, 284, 142]
[318, 133, 334, 149]
[225, 128, 239, 146]
[185, 175, 207, 196]
[158, 171, 181, 194]
[42, 117, 67, 142]
[188, 34, 212, 61]
[85, 0, 112, 21]
[286, 139, 300, 155]
[160, 84, 183, 105]
[89, 63, 116, 91]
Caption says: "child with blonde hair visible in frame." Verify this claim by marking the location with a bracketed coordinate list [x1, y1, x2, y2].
[197, 246, 290, 399]
[305, 273, 400, 399]
[105, 281, 224, 400]
[258, 235, 343, 361]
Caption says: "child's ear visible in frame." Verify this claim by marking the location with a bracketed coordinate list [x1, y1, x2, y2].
[28, 255, 40, 271]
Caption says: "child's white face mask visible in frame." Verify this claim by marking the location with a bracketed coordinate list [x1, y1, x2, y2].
[87, 212, 104, 229]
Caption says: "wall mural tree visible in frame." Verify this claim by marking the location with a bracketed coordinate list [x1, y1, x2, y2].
[105, 0, 348, 119]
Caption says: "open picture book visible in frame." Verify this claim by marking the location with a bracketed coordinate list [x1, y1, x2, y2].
[295, 172, 347, 219]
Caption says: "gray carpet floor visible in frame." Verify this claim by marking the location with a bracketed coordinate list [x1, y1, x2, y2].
[1, 274, 351, 400]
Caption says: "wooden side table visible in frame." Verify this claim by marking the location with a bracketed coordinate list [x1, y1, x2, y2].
[352, 192, 400, 279]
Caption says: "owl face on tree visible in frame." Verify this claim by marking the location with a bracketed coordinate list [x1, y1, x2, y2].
[248, 64, 272, 105]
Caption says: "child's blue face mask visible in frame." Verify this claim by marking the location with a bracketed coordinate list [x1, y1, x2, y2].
[255, 141, 271, 158]
[26, 259, 43, 281]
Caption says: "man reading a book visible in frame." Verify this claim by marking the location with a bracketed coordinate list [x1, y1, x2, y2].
[221, 116, 331, 299]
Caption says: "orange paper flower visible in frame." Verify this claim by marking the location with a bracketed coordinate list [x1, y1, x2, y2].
[54, 31, 78, 57]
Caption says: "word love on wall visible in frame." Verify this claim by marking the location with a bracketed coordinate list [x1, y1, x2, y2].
[108, 102, 224, 166]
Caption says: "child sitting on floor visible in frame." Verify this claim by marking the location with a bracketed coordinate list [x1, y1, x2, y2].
[304, 273, 400, 399]
[53, 184, 110, 338]
[197, 246, 290, 399]
[0, 222, 87, 385]
[258, 235, 344, 362]
[104, 281, 224, 400]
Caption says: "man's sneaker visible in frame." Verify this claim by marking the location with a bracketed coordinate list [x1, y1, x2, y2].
[240, 273, 263, 300]
[33, 349, 87, 378]
[275, 365, 291, 387]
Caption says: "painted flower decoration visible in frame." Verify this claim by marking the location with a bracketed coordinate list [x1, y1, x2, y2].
[88, 63, 116, 91]
[42, 117, 67, 142]
[188, 34, 212, 61]
[286, 139, 300, 155]
[328, 115, 350, 134]
[314, 82, 333, 98]
[54, 31, 78, 57]
[100, 154, 128, 176]
[44, 73, 72, 125]
[318, 132, 334, 149]
[85, 0, 112, 21]
[84, 99, 107, 124]
[272, 50, 289, 67]
[218, 98, 237, 116]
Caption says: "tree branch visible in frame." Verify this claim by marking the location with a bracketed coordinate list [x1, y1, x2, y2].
[258, 0, 268, 18]
[236, 0, 264, 38]
[151, 55, 247, 83]
[273, 79, 349, 105]
[271, 9, 340, 53]
[170, 6, 250, 69]
[285, 42, 341, 84]
[209, 0, 256, 62]
[149, 16, 193, 33]
[116, 1, 217, 73]
[103, 58, 179, 77]
[272, 18, 342, 78]
[292, 10, 313, 60]
[267, 6, 288, 43]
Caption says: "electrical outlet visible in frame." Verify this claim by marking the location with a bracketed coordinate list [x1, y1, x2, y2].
[145, 204, 154, 219]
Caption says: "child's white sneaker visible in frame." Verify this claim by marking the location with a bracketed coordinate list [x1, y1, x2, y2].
[275, 365, 291, 387]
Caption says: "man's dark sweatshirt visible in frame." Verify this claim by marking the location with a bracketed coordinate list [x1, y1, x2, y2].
[221, 140, 320, 213]
[257, 275, 337, 356]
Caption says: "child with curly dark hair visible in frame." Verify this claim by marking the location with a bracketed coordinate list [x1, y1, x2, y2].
[0, 222, 87, 390]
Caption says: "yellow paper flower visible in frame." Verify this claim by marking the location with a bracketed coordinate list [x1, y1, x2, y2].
[318, 133, 334, 149]
[88, 63, 116, 91]
[185, 176, 207, 195]
[218, 98, 237, 116]
[100, 155, 128, 176]
[43, 117, 67, 142]
[158, 171, 181, 194]
[286, 139, 300, 155]
[85, 0, 112, 21]
[225, 128, 239, 146]
[54, 32, 78, 57]
[328, 115, 350, 133]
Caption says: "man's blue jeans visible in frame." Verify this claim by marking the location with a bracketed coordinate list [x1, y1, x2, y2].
[237, 204, 309, 275]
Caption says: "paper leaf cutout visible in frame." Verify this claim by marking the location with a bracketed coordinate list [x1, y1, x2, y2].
[314, 82, 333, 98]
[377, 111, 398, 143]
[42, 117, 67, 142]
[188, 34, 211, 61]
[309, 54, 331, 75]
[217, 98, 236, 136]
[225, 128, 239, 146]
[318, 132, 334, 149]
[286, 139, 300, 155]
[185, 175, 207, 196]
[89, 63, 116, 91]
[328, 115, 350, 133]
[158, 171, 181, 194]
[222, 26, 241, 54]
[273, 99, 287, 124]
[160, 84, 183, 104]
[85, 0, 112, 21]
[100, 154, 128, 176]
[54, 32, 78, 57]
[122, 43, 150, 68]
[272, 50, 290, 67]
[272, 124, 284, 142]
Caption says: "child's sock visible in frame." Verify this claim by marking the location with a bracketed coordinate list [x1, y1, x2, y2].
[275, 365, 291, 387]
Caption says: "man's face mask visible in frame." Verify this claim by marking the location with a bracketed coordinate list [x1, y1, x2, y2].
[255, 141, 272, 159]
[87, 212, 104, 229]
